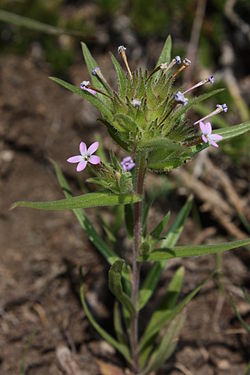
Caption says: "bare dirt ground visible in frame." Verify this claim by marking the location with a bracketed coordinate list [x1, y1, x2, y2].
[0, 54, 250, 374]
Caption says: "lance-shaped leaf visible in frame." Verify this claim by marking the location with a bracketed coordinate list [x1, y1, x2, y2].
[150, 211, 171, 239]
[216, 121, 250, 140]
[12, 192, 141, 211]
[0, 9, 82, 36]
[138, 197, 192, 310]
[143, 312, 186, 375]
[80, 282, 131, 363]
[139, 273, 211, 352]
[109, 260, 136, 316]
[111, 53, 127, 99]
[139, 267, 185, 368]
[154, 35, 172, 80]
[52, 160, 119, 265]
[50, 77, 112, 120]
[139, 238, 250, 261]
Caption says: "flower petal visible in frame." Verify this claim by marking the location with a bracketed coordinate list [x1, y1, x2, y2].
[210, 134, 223, 142]
[88, 141, 99, 155]
[89, 155, 101, 165]
[209, 139, 219, 148]
[67, 155, 82, 163]
[80, 142, 87, 155]
[200, 121, 212, 135]
[201, 134, 208, 143]
[76, 160, 87, 172]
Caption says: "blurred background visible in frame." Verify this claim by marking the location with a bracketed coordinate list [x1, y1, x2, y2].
[0, 1, 250, 374]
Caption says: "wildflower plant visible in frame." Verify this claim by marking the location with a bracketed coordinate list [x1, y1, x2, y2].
[13, 36, 250, 374]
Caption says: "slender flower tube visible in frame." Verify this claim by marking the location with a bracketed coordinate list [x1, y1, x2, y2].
[172, 58, 191, 78]
[147, 56, 181, 81]
[183, 75, 214, 94]
[80, 80, 97, 95]
[118, 45, 133, 79]
[91, 67, 112, 91]
[67, 141, 100, 172]
[194, 103, 228, 125]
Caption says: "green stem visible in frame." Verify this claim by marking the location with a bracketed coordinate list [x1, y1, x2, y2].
[130, 152, 146, 373]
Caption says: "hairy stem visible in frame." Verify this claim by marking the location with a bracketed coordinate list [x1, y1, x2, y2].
[130, 152, 146, 373]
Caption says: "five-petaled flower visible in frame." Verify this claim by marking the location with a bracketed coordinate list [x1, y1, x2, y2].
[199, 121, 223, 148]
[67, 141, 101, 172]
[121, 156, 135, 171]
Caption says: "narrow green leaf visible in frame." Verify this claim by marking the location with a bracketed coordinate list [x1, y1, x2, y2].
[51, 160, 119, 265]
[140, 238, 250, 261]
[113, 301, 127, 344]
[139, 274, 211, 352]
[143, 312, 185, 375]
[80, 282, 131, 362]
[217, 121, 250, 141]
[138, 197, 192, 310]
[154, 35, 172, 80]
[109, 260, 136, 315]
[124, 204, 134, 238]
[139, 267, 185, 368]
[231, 295, 250, 332]
[50, 77, 112, 120]
[0, 9, 82, 36]
[12, 192, 141, 211]
[111, 53, 127, 99]
[150, 211, 171, 239]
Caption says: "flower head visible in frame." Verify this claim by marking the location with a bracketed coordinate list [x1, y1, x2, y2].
[199, 121, 223, 148]
[175, 56, 181, 64]
[174, 91, 188, 106]
[208, 75, 214, 84]
[91, 67, 101, 76]
[121, 156, 135, 171]
[67, 141, 100, 172]
[80, 80, 96, 95]
[217, 103, 228, 112]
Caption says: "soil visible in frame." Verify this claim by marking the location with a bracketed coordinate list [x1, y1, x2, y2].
[0, 52, 250, 375]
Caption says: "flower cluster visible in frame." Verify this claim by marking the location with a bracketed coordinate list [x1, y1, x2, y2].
[67, 42, 227, 173]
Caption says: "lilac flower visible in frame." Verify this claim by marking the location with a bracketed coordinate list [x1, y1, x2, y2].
[80, 80, 96, 95]
[67, 141, 100, 172]
[91, 67, 101, 76]
[175, 56, 181, 64]
[208, 75, 214, 84]
[199, 121, 223, 148]
[121, 156, 135, 171]
[217, 103, 228, 112]
[174, 91, 188, 106]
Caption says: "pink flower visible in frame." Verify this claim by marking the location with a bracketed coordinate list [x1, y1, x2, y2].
[199, 121, 223, 148]
[67, 141, 100, 172]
